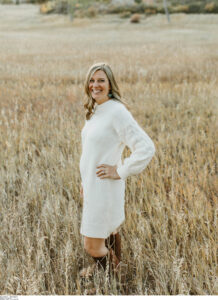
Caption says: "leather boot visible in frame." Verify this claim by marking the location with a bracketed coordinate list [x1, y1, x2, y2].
[92, 252, 108, 271]
[108, 248, 127, 284]
[108, 248, 120, 273]
[81, 248, 125, 284]
[93, 248, 120, 273]
[80, 233, 121, 279]
[80, 252, 109, 278]
[105, 232, 121, 261]
[84, 249, 122, 295]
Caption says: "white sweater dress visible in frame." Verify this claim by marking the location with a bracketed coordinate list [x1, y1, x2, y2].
[79, 99, 155, 238]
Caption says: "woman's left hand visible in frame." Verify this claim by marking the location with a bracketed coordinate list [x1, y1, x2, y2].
[96, 164, 121, 180]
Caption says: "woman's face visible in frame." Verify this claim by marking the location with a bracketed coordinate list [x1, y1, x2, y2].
[89, 70, 110, 104]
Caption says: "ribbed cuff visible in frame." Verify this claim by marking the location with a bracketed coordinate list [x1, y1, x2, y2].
[116, 165, 128, 180]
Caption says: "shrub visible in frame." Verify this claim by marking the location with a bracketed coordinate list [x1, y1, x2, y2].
[172, 5, 189, 13]
[132, 3, 146, 13]
[86, 6, 97, 18]
[67, 2, 98, 18]
[170, 3, 204, 14]
[108, 4, 136, 13]
[73, 9, 84, 18]
[26, 0, 47, 3]
[156, 5, 165, 13]
[39, 0, 218, 16]
[144, 6, 157, 15]
[107, 5, 124, 13]
[55, 0, 68, 14]
[108, 2, 146, 13]
[204, 2, 218, 13]
[130, 13, 140, 22]
[40, 1, 56, 14]
[187, 3, 203, 13]
[120, 11, 132, 18]
[67, 0, 99, 18]
[0, 0, 13, 3]
[156, 5, 174, 14]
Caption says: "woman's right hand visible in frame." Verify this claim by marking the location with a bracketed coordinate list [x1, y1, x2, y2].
[80, 184, 83, 198]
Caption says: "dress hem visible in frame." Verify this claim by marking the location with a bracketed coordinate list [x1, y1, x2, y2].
[80, 218, 125, 239]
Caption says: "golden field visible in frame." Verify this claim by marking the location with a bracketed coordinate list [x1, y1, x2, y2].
[0, 4, 217, 295]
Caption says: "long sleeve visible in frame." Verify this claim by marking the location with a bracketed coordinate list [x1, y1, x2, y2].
[113, 104, 155, 180]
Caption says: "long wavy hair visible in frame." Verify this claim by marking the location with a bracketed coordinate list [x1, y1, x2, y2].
[84, 62, 129, 120]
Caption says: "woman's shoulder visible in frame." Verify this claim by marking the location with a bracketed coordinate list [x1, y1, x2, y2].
[110, 99, 129, 115]
[111, 99, 132, 120]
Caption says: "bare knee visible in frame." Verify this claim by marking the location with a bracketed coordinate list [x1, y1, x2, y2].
[83, 237, 107, 257]
[83, 238, 92, 254]
[83, 237, 99, 256]
[84, 243, 97, 256]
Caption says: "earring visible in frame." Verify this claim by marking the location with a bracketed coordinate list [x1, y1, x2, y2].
[108, 91, 113, 98]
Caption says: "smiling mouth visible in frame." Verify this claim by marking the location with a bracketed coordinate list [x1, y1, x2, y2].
[92, 90, 102, 94]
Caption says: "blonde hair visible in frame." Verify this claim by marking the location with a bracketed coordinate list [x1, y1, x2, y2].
[83, 62, 129, 120]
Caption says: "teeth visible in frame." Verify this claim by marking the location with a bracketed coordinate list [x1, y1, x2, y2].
[92, 90, 102, 93]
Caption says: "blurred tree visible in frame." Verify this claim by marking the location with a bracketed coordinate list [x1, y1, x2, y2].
[163, 0, 171, 23]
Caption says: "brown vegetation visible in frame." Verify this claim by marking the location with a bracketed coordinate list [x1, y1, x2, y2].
[130, 13, 141, 22]
[36, 0, 218, 16]
[0, 5, 217, 295]
[40, 1, 55, 14]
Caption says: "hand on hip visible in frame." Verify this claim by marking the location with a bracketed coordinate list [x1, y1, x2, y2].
[96, 164, 121, 180]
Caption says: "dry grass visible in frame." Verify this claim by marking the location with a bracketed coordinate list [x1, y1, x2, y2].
[0, 4, 217, 295]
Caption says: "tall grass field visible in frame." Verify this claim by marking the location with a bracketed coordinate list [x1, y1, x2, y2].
[0, 4, 217, 295]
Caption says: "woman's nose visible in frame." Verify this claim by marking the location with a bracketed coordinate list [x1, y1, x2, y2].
[93, 81, 99, 87]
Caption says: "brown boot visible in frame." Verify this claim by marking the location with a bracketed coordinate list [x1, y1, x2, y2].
[92, 248, 120, 274]
[80, 249, 126, 284]
[79, 253, 108, 279]
[108, 248, 120, 273]
[91, 248, 121, 274]
[109, 248, 127, 285]
[92, 252, 108, 271]
[105, 232, 121, 261]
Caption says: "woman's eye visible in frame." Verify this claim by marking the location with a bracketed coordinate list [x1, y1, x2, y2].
[90, 79, 104, 83]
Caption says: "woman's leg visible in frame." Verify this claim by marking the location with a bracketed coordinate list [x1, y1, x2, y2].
[80, 235, 120, 277]
[79, 236, 109, 277]
[84, 236, 108, 257]
[105, 228, 122, 261]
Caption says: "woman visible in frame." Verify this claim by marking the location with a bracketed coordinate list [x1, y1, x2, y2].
[79, 62, 155, 278]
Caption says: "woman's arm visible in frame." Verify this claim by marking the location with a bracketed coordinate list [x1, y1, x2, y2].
[112, 104, 155, 180]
